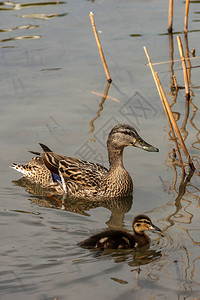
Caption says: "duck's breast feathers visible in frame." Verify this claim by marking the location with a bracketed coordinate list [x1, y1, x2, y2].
[79, 230, 135, 250]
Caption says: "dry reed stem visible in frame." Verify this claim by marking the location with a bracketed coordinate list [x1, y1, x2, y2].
[168, 0, 173, 33]
[89, 12, 112, 82]
[143, 47, 159, 91]
[155, 73, 185, 175]
[177, 36, 190, 100]
[184, 0, 190, 33]
[144, 46, 195, 172]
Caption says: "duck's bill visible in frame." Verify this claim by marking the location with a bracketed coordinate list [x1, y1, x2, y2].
[149, 224, 162, 232]
[134, 136, 159, 152]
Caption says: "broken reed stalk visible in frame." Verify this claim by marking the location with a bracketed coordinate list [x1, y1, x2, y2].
[184, 0, 190, 33]
[177, 36, 190, 100]
[168, 0, 173, 33]
[173, 75, 178, 90]
[147, 55, 200, 67]
[89, 12, 112, 83]
[143, 46, 195, 172]
[155, 73, 185, 175]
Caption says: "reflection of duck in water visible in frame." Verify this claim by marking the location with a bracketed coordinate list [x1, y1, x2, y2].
[111, 247, 162, 266]
[11, 124, 158, 198]
[12, 177, 133, 222]
[79, 215, 161, 250]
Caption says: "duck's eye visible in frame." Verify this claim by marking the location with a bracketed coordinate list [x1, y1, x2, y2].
[136, 223, 141, 227]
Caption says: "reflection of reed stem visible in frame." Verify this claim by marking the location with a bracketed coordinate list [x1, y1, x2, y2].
[177, 36, 190, 100]
[89, 81, 111, 134]
[89, 12, 112, 83]
[168, 33, 179, 104]
[144, 46, 195, 172]
[184, 32, 191, 85]
[168, 0, 173, 33]
[164, 170, 194, 229]
[180, 98, 189, 141]
[184, 0, 190, 33]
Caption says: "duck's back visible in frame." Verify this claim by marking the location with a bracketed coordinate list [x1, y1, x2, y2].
[78, 230, 136, 250]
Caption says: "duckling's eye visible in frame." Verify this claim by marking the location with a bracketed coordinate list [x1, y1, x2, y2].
[136, 223, 141, 227]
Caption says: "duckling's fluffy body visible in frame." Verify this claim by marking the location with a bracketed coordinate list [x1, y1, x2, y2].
[79, 230, 137, 250]
[11, 124, 158, 198]
[78, 215, 161, 250]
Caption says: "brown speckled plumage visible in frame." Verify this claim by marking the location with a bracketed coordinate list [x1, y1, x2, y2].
[11, 124, 159, 198]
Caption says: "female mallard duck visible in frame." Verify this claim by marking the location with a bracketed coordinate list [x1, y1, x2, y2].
[78, 214, 161, 250]
[11, 124, 158, 198]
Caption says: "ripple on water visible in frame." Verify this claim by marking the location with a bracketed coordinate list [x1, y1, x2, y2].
[19, 13, 68, 20]
[0, 1, 66, 11]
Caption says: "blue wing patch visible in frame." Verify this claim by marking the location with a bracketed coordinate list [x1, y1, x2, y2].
[51, 172, 61, 182]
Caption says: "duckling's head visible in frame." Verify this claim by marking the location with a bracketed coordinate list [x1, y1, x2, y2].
[133, 214, 161, 234]
[107, 124, 159, 152]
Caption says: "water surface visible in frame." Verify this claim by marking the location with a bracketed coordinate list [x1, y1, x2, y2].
[0, 0, 200, 299]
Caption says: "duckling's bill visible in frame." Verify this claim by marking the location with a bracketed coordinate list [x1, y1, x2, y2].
[148, 224, 162, 232]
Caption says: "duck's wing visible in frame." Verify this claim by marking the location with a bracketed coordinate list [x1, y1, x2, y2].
[41, 151, 66, 175]
[41, 150, 108, 192]
[78, 230, 136, 250]
[58, 158, 108, 188]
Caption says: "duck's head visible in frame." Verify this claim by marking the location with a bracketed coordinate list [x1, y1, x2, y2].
[107, 124, 159, 152]
[133, 214, 161, 234]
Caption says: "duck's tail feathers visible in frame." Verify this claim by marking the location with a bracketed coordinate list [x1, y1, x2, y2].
[28, 143, 53, 155]
[29, 151, 41, 156]
[39, 143, 53, 153]
[10, 163, 31, 176]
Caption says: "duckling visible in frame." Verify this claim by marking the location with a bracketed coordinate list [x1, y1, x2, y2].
[11, 124, 159, 198]
[78, 215, 161, 250]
